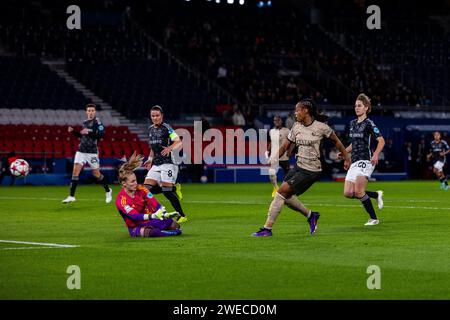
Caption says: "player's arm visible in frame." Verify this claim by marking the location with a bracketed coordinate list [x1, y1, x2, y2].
[345, 143, 352, 154]
[144, 147, 155, 169]
[265, 130, 272, 159]
[68, 126, 82, 137]
[276, 138, 292, 160]
[139, 186, 163, 212]
[426, 143, 433, 161]
[441, 142, 450, 156]
[367, 121, 384, 165]
[371, 136, 385, 165]
[161, 127, 181, 156]
[116, 200, 162, 221]
[328, 132, 351, 170]
[337, 143, 352, 159]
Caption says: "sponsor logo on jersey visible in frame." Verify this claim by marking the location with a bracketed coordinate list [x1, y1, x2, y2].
[349, 133, 364, 138]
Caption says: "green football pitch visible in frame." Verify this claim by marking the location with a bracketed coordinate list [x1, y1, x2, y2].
[1, 181, 449, 299]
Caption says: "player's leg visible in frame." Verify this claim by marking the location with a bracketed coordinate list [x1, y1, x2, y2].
[62, 154, 84, 203]
[87, 153, 112, 203]
[161, 164, 187, 222]
[253, 168, 320, 236]
[354, 176, 379, 225]
[91, 168, 112, 203]
[440, 170, 449, 190]
[9, 174, 16, 186]
[144, 165, 163, 194]
[253, 181, 295, 236]
[268, 166, 279, 197]
[133, 226, 182, 238]
[175, 182, 183, 200]
[142, 218, 180, 231]
[343, 180, 356, 199]
[284, 168, 321, 235]
[434, 163, 448, 190]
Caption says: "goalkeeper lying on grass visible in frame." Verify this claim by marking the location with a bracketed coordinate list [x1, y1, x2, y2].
[115, 152, 182, 237]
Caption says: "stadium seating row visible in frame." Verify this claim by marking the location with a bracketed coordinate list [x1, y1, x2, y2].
[0, 124, 148, 158]
[0, 123, 263, 159]
[0, 108, 121, 125]
[0, 57, 90, 110]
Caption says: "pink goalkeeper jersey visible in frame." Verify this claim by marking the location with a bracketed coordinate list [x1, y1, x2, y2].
[115, 185, 162, 228]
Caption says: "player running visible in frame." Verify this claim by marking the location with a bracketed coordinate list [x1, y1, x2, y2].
[266, 115, 291, 197]
[116, 152, 181, 238]
[427, 131, 449, 190]
[253, 99, 351, 237]
[339, 94, 385, 226]
[62, 103, 112, 204]
[143, 105, 187, 223]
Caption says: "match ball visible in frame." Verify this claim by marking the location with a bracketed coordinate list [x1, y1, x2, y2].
[10, 159, 30, 177]
[200, 175, 208, 184]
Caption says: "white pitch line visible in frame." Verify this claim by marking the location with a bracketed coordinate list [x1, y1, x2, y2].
[0, 240, 78, 248]
[0, 196, 102, 202]
[0, 246, 76, 251]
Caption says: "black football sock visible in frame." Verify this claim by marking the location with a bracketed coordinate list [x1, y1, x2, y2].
[70, 176, 79, 197]
[145, 184, 163, 194]
[162, 187, 185, 217]
[97, 174, 110, 192]
[359, 194, 377, 220]
[366, 191, 379, 199]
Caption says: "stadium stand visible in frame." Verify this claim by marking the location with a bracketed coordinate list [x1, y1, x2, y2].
[0, 0, 448, 183]
[0, 56, 90, 109]
[135, 1, 436, 107]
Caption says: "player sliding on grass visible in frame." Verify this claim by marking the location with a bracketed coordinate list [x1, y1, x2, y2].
[427, 131, 449, 190]
[253, 99, 351, 237]
[115, 152, 182, 238]
[339, 94, 385, 226]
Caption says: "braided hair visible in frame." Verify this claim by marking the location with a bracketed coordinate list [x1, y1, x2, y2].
[299, 98, 328, 122]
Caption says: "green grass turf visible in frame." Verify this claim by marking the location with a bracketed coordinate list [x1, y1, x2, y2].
[0, 181, 450, 299]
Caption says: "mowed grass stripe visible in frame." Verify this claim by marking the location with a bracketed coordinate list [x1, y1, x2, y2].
[0, 181, 449, 299]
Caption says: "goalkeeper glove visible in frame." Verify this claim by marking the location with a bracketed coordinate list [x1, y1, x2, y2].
[163, 211, 181, 219]
[151, 208, 165, 220]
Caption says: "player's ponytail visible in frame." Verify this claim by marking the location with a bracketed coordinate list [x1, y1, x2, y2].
[118, 151, 144, 183]
[300, 99, 329, 122]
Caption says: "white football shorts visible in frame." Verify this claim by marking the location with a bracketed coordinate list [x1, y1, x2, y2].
[345, 160, 375, 182]
[145, 163, 178, 184]
[74, 151, 100, 170]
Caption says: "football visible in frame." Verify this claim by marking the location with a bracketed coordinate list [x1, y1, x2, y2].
[10, 159, 30, 177]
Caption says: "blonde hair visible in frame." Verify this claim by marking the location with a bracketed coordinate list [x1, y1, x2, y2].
[356, 93, 371, 114]
[118, 152, 144, 183]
